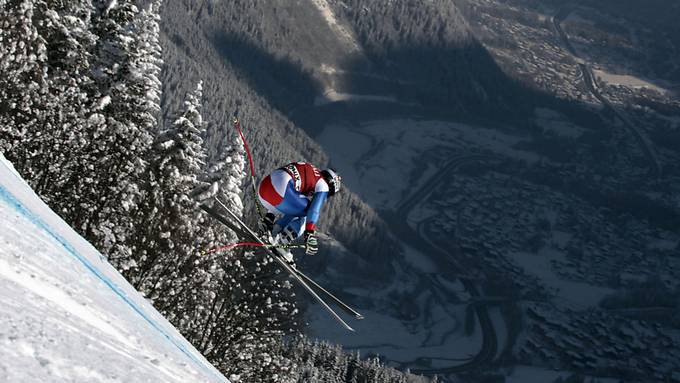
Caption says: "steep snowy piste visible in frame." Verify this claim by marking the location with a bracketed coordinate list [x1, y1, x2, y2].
[0, 154, 228, 382]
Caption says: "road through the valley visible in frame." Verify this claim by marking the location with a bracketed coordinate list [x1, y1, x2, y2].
[386, 155, 502, 375]
[552, 8, 662, 178]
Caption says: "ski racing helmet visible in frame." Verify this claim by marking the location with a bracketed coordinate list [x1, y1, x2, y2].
[321, 168, 341, 196]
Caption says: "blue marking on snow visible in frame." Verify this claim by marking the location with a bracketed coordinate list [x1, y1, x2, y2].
[0, 184, 228, 383]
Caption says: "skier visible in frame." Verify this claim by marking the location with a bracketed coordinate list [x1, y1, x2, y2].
[257, 162, 341, 257]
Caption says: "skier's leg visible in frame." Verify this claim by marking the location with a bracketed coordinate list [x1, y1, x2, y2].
[258, 175, 285, 215]
[258, 172, 291, 233]
[258, 170, 307, 217]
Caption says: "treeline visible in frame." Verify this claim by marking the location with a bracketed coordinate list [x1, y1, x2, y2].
[286, 339, 434, 383]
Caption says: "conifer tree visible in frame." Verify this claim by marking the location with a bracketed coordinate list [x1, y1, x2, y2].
[131, 81, 206, 318]
[0, 0, 48, 160]
[193, 122, 247, 246]
[84, 0, 162, 268]
[0, 0, 96, 206]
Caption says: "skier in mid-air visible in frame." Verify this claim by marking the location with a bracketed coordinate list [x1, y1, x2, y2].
[257, 162, 341, 257]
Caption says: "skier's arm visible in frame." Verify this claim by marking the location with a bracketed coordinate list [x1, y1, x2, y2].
[305, 191, 328, 231]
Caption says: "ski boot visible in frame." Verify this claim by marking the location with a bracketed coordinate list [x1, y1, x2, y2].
[274, 225, 298, 267]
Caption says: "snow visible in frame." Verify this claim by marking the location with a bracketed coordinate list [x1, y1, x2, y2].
[307, 237, 481, 369]
[534, 108, 585, 138]
[593, 68, 668, 94]
[96, 95, 112, 110]
[318, 119, 538, 210]
[309, 0, 362, 54]
[313, 119, 539, 366]
[314, 89, 398, 106]
[307, 303, 481, 368]
[510, 249, 613, 309]
[0, 154, 228, 382]
[103, 0, 118, 16]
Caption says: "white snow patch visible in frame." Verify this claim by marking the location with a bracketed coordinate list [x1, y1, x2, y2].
[314, 89, 398, 106]
[534, 108, 585, 138]
[0, 258, 136, 350]
[593, 68, 668, 94]
[309, 0, 362, 54]
[318, 119, 538, 210]
[510, 249, 613, 309]
[307, 303, 480, 367]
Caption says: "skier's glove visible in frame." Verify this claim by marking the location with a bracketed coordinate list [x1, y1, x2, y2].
[304, 230, 318, 255]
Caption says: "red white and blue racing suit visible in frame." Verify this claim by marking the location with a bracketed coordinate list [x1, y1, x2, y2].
[258, 162, 329, 238]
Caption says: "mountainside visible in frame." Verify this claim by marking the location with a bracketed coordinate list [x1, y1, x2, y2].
[3, 0, 679, 381]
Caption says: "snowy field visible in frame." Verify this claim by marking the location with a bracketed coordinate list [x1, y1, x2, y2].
[510, 249, 613, 309]
[0, 154, 227, 383]
[593, 68, 669, 94]
[307, 303, 481, 368]
[314, 90, 398, 106]
[317, 119, 537, 210]
[303, 235, 480, 369]
[534, 108, 585, 138]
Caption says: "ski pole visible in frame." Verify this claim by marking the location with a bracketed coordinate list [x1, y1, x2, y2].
[201, 242, 305, 256]
[232, 112, 264, 219]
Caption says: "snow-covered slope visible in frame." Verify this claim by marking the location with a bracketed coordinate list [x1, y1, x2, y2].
[0, 154, 228, 383]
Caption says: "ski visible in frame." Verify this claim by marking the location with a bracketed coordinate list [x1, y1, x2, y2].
[199, 204, 250, 240]
[204, 198, 362, 331]
[293, 270, 364, 320]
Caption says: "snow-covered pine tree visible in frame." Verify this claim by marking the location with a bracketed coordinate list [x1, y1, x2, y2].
[0, 0, 96, 208]
[196, 250, 298, 383]
[126, 0, 162, 134]
[83, 0, 162, 269]
[195, 123, 246, 214]
[0, 0, 49, 159]
[286, 338, 432, 383]
[179, 108, 249, 354]
[131, 81, 206, 315]
[192, 119, 247, 248]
